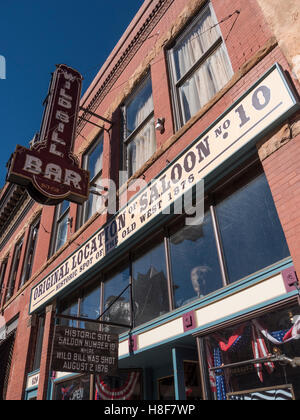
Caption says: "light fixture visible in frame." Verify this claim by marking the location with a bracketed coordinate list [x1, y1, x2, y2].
[155, 118, 165, 134]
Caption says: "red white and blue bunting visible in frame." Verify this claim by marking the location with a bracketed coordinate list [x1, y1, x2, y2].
[206, 318, 300, 400]
[95, 371, 140, 400]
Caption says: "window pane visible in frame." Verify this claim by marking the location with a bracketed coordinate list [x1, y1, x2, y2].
[179, 45, 233, 123]
[6, 239, 23, 300]
[216, 173, 290, 284]
[59, 200, 69, 217]
[0, 260, 8, 302]
[170, 212, 222, 309]
[53, 375, 91, 400]
[132, 242, 169, 326]
[85, 174, 103, 222]
[103, 266, 131, 335]
[173, 6, 219, 80]
[127, 117, 156, 177]
[80, 284, 101, 330]
[126, 77, 154, 136]
[88, 138, 103, 180]
[21, 220, 40, 287]
[60, 295, 79, 327]
[32, 316, 45, 371]
[55, 212, 69, 252]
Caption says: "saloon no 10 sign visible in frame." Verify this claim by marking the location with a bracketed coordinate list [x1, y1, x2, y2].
[51, 325, 119, 375]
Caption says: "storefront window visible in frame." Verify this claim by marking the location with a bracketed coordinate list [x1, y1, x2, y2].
[216, 173, 290, 284]
[60, 293, 80, 327]
[184, 361, 203, 400]
[32, 316, 45, 372]
[132, 241, 169, 326]
[80, 284, 101, 330]
[53, 375, 91, 400]
[169, 212, 223, 308]
[59, 283, 101, 329]
[103, 266, 131, 335]
[203, 304, 300, 400]
[158, 376, 175, 400]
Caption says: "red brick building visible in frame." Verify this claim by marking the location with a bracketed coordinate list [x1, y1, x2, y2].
[0, 0, 300, 400]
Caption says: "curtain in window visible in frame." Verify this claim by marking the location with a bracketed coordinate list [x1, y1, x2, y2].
[175, 9, 219, 79]
[126, 77, 156, 177]
[128, 116, 155, 177]
[128, 90, 156, 176]
[86, 174, 103, 220]
[175, 9, 232, 123]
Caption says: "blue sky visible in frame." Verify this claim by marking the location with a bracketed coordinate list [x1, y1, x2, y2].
[0, 0, 142, 189]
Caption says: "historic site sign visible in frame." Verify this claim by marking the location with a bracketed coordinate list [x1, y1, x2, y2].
[51, 325, 119, 375]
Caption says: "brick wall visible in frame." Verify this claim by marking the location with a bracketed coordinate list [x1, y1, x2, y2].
[260, 119, 300, 276]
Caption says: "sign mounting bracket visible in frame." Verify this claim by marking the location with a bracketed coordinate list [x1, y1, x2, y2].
[79, 106, 113, 127]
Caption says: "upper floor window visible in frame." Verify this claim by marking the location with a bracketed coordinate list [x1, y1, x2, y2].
[19, 217, 40, 288]
[168, 2, 233, 128]
[50, 201, 70, 256]
[122, 75, 156, 179]
[5, 237, 24, 302]
[0, 258, 8, 305]
[79, 134, 104, 226]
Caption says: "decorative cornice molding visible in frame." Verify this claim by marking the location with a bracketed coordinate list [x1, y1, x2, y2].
[77, 0, 174, 133]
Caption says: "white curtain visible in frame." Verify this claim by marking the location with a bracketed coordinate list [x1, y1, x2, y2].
[175, 8, 233, 123]
[128, 93, 156, 176]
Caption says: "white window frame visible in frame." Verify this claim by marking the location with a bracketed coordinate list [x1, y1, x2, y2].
[122, 74, 156, 179]
[78, 132, 104, 227]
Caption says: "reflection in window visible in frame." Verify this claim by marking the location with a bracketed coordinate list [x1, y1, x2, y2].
[60, 293, 79, 328]
[132, 242, 169, 326]
[103, 267, 131, 335]
[216, 173, 290, 284]
[81, 134, 104, 225]
[52, 201, 70, 255]
[80, 284, 101, 330]
[59, 284, 101, 329]
[169, 212, 222, 308]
